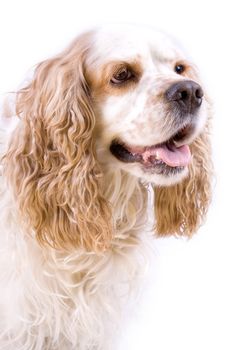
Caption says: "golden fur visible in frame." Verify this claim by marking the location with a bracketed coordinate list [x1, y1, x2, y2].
[155, 120, 212, 236]
[3, 33, 112, 252]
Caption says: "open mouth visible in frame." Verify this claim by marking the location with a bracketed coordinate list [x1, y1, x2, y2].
[110, 123, 195, 175]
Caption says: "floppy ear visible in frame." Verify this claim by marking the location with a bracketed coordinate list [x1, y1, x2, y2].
[4, 33, 112, 252]
[154, 114, 213, 237]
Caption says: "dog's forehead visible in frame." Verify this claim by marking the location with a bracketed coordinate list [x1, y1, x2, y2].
[90, 25, 183, 65]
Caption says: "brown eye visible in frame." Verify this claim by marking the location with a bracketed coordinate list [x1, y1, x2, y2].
[111, 67, 133, 84]
[175, 64, 185, 74]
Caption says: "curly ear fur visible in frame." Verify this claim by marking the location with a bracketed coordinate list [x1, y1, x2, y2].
[154, 116, 212, 237]
[3, 33, 112, 252]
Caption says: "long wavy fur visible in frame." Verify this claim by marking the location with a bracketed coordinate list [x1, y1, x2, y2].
[154, 113, 212, 236]
[3, 33, 112, 252]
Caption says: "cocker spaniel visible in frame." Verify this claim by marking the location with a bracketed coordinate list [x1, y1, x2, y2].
[0, 24, 212, 350]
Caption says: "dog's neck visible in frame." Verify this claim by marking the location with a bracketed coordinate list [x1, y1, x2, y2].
[102, 167, 152, 239]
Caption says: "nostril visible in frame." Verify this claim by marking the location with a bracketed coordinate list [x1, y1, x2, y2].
[180, 90, 189, 101]
[195, 88, 204, 99]
[166, 86, 191, 102]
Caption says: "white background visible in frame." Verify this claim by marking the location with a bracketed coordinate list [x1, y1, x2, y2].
[0, 1, 232, 349]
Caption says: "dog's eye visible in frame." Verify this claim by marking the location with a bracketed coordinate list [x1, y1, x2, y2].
[174, 64, 185, 74]
[111, 68, 134, 84]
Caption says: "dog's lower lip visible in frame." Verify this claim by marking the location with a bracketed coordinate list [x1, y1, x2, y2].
[110, 142, 142, 163]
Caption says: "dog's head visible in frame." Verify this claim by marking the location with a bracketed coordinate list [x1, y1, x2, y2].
[4, 24, 212, 251]
[85, 25, 209, 187]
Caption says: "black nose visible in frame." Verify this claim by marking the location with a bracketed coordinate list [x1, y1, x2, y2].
[165, 80, 203, 114]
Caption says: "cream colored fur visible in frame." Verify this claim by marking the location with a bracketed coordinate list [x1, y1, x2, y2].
[0, 24, 212, 349]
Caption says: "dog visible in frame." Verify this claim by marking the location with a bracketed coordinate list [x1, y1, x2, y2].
[0, 24, 212, 349]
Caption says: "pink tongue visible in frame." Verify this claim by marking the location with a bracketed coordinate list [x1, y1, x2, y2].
[143, 144, 191, 167]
